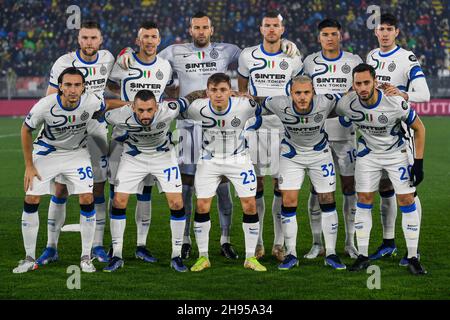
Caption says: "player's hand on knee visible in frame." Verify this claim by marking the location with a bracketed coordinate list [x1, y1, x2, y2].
[117, 47, 135, 70]
[281, 39, 300, 58]
[410, 158, 424, 187]
[24, 165, 41, 192]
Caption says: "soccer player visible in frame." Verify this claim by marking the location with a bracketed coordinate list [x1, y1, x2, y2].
[238, 11, 303, 261]
[13, 67, 104, 273]
[107, 21, 174, 264]
[37, 21, 115, 265]
[302, 19, 363, 259]
[117, 12, 300, 260]
[366, 13, 430, 264]
[103, 90, 194, 272]
[255, 75, 346, 270]
[336, 64, 426, 275]
[181, 73, 266, 272]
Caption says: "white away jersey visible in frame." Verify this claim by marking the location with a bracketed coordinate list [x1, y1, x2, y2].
[159, 42, 241, 96]
[238, 44, 303, 130]
[104, 99, 187, 156]
[109, 54, 173, 102]
[303, 50, 363, 141]
[262, 94, 338, 157]
[49, 49, 114, 94]
[180, 97, 262, 159]
[336, 90, 417, 155]
[24, 93, 104, 155]
[366, 46, 425, 91]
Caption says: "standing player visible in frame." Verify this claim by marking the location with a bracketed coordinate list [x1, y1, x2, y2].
[107, 21, 174, 264]
[238, 11, 303, 261]
[181, 73, 266, 272]
[36, 21, 115, 266]
[13, 68, 103, 273]
[255, 75, 346, 270]
[366, 13, 430, 263]
[303, 19, 362, 259]
[336, 64, 426, 275]
[117, 12, 299, 260]
[103, 90, 197, 272]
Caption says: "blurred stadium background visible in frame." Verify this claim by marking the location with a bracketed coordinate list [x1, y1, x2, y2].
[0, 0, 449, 107]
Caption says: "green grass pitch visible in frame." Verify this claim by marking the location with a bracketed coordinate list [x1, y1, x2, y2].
[0, 117, 449, 300]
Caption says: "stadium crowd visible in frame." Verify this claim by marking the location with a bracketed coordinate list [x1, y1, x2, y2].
[0, 0, 448, 78]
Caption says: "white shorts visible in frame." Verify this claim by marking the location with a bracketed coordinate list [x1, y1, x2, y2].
[115, 150, 181, 194]
[278, 148, 337, 193]
[247, 127, 281, 178]
[355, 148, 415, 195]
[195, 154, 257, 198]
[329, 139, 356, 177]
[86, 121, 109, 183]
[27, 149, 93, 196]
[108, 139, 154, 187]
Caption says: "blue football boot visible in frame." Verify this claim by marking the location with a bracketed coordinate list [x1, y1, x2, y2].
[36, 247, 59, 266]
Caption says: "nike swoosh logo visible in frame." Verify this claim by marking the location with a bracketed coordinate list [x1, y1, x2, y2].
[175, 184, 182, 187]
[52, 121, 63, 124]
[128, 73, 136, 76]
[250, 187, 256, 191]
[253, 63, 260, 66]
[249, 228, 258, 231]
[89, 185, 93, 188]
[329, 182, 335, 185]
[183, 54, 191, 58]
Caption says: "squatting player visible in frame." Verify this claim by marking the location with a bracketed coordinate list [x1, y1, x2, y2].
[14, 68, 104, 274]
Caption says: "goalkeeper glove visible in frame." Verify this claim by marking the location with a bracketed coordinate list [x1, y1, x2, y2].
[117, 47, 135, 70]
[281, 39, 301, 58]
[410, 158, 424, 187]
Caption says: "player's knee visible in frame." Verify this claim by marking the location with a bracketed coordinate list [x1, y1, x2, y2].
[318, 192, 335, 204]
[379, 179, 394, 192]
[196, 199, 211, 213]
[241, 197, 256, 213]
[181, 174, 194, 186]
[112, 193, 128, 209]
[357, 192, 374, 204]
[24, 195, 40, 205]
[168, 198, 183, 211]
[54, 182, 69, 198]
[79, 193, 94, 205]
[397, 194, 415, 207]
[282, 195, 297, 207]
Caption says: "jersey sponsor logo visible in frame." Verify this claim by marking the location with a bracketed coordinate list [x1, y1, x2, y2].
[314, 113, 324, 123]
[316, 77, 347, 84]
[409, 55, 418, 62]
[84, 78, 106, 87]
[279, 60, 289, 70]
[210, 48, 219, 59]
[376, 75, 391, 82]
[254, 73, 286, 80]
[156, 69, 164, 80]
[231, 117, 241, 127]
[388, 62, 396, 72]
[80, 111, 90, 121]
[130, 83, 162, 90]
[341, 63, 351, 74]
[185, 61, 217, 70]
[378, 114, 388, 124]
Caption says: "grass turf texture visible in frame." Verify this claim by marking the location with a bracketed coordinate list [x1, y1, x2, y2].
[0, 117, 449, 300]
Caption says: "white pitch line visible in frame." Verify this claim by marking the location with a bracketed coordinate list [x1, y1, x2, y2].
[0, 134, 20, 139]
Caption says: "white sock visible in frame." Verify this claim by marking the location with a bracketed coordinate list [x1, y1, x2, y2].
[193, 215, 210, 258]
[135, 189, 152, 247]
[243, 216, 260, 258]
[22, 204, 40, 260]
[182, 184, 194, 244]
[256, 191, 265, 246]
[400, 203, 420, 258]
[321, 207, 338, 256]
[380, 191, 397, 239]
[281, 207, 297, 257]
[415, 195, 422, 224]
[110, 209, 126, 258]
[343, 193, 357, 247]
[308, 192, 322, 245]
[170, 215, 186, 258]
[47, 196, 66, 249]
[217, 182, 232, 245]
[272, 193, 284, 246]
[80, 207, 96, 258]
[355, 203, 373, 257]
[93, 196, 106, 248]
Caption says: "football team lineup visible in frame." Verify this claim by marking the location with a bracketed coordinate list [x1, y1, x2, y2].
[12, 9, 432, 281]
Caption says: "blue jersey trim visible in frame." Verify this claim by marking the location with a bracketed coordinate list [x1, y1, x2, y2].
[76, 49, 99, 65]
[260, 44, 282, 56]
[48, 82, 58, 88]
[209, 98, 232, 116]
[280, 139, 297, 159]
[35, 140, 57, 155]
[133, 53, 157, 66]
[321, 50, 343, 62]
[378, 45, 400, 58]
[57, 94, 81, 111]
[339, 116, 352, 128]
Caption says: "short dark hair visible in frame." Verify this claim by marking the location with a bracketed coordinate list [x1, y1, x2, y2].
[80, 20, 101, 31]
[140, 21, 159, 30]
[380, 13, 398, 28]
[318, 18, 341, 31]
[57, 67, 85, 95]
[190, 11, 211, 26]
[134, 90, 156, 102]
[352, 63, 376, 79]
[207, 73, 231, 88]
[261, 11, 283, 26]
